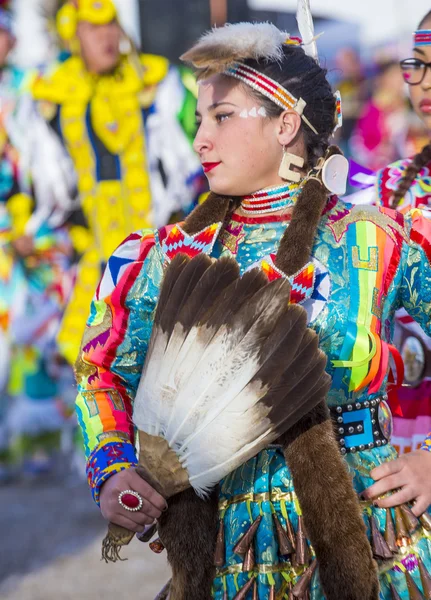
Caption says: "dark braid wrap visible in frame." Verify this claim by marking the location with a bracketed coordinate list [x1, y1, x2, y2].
[157, 44, 378, 600]
[391, 143, 431, 209]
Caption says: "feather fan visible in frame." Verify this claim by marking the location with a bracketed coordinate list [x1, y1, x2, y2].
[135, 254, 330, 496]
[180, 22, 289, 80]
[103, 254, 331, 560]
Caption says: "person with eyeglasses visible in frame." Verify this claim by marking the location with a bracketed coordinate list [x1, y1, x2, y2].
[372, 9, 431, 501]
[378, 10, 431, 213]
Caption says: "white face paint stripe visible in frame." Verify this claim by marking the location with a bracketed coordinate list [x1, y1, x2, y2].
[239, 107, 267, 119]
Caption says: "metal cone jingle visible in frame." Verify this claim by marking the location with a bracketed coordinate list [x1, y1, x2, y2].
[273, 513, 294, 556]
[214, 520, 225, 567]
[400, 504, 420, 536]
[242, 544, 255, 572]
[395, 506, 411, 547]
[285, 512, 297, 550]
[420, 512, 431, 532]
[292, 559, 317, 597]
[233, 516, 262, 556]
[294, 516, 310, 566]
[405, 569, 426, 600]
[385, 509, 398, 554]
[233, 576, 256, 600]
[417, 556, 431, 599]
[389, 582, 403, 600]
[252, 580, 258, 600]
[370, 515, 393, 560]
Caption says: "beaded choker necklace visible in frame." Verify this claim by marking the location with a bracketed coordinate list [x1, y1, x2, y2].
[241, 183, 300, 215]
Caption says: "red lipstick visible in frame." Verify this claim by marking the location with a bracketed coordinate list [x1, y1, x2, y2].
[202, 162, 221, 173]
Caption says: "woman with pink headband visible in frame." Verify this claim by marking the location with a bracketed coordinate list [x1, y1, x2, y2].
[75, 12, 431, 600]
[377, 11, 431, 468]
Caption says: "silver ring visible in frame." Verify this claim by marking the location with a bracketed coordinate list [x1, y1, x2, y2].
[118, 489, 144, 512]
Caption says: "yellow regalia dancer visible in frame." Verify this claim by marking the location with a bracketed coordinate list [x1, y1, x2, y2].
[31, 0, 202, 365]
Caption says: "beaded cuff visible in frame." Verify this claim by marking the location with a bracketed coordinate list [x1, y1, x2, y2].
[86, 437, 138, 505]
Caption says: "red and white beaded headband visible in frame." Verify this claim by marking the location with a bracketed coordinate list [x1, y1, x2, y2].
[224, 61, 319, 135]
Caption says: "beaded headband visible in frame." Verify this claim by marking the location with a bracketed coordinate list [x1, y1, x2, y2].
[414, 30, 431, 47]
[224, 62, 319, 135]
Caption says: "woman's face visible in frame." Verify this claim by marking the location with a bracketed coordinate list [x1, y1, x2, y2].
[193, 75, 288, 196]
[408, 17, 431, 130]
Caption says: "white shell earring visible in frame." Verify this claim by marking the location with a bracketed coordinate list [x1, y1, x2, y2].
[321, 154, 349, 196]
[278, 149, 305, 183]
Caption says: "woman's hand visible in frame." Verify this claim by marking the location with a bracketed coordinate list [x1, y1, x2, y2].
[363, 449, 431, 516]
[100, 468, 167, 533]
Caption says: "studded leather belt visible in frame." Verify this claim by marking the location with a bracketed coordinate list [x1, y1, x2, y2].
[329, 395, 393, 455]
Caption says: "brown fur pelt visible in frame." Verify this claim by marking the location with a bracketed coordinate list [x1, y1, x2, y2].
[280, 403, 379, 600]
[181, 192, 233, 235]
[275, 178, 327, 275]
[274, 148, 379, 599]
[275, 145, 343, 276]
[157, 488, 219, 600]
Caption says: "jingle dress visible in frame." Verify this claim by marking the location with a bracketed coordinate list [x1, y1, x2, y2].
[75, 187, 431, 599]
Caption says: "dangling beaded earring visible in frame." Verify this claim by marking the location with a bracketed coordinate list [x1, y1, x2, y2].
[278, 147, 305, 183]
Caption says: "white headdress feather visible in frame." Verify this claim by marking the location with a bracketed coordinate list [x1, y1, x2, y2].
[296, 0, 319, 62]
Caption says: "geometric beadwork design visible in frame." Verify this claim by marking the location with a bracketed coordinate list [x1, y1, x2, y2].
[260, 253, 315, 304]
[161, 223, 222, 263]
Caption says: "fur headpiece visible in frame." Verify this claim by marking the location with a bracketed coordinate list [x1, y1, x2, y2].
[181, 22, 290, 80]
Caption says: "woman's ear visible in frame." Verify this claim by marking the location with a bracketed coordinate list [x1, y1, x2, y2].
[276, 110, 302, 147]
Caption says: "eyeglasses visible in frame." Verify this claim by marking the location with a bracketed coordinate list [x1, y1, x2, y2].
[400, 58, 431, 85]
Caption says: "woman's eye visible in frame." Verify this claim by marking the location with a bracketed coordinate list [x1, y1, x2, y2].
[215, 113, 232, 123]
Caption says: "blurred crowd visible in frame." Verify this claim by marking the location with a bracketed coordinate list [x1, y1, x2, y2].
[334, 47, 428, 172]
[0, 0, 205, 485]
[0, 0, 429, 488]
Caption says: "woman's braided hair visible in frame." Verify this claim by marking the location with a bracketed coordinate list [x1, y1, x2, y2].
[391, 144, 431, 208]
[391, 10, 431, 209]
